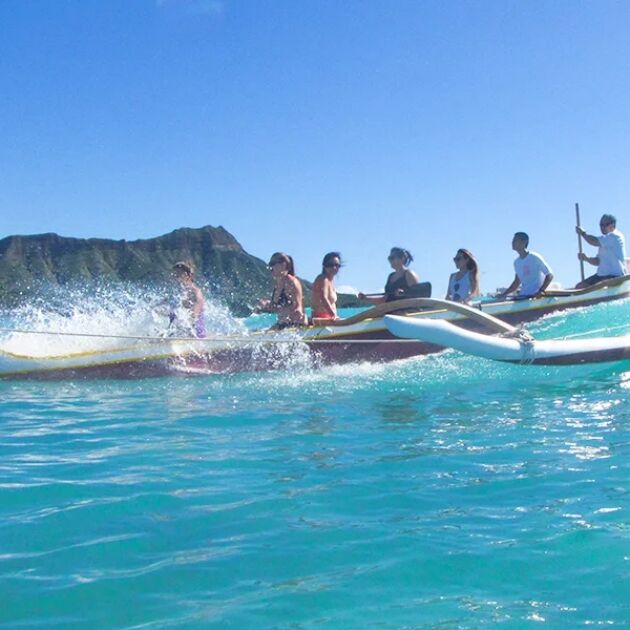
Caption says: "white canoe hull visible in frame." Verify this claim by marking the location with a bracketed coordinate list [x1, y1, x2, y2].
[384, 315, 630, 365]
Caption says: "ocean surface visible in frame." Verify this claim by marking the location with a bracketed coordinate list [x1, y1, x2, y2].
[1, 295, 630, 628]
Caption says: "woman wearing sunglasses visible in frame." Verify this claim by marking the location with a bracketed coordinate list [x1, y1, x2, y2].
[446, 248, 480, 304]
[256, 252, 307, 329]
[359, 247, 420, 304]
[311, 252, 342, 322]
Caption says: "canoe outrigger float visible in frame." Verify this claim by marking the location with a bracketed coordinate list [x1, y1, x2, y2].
[384, 314, 630, 366]
[1, 275, 629, 378]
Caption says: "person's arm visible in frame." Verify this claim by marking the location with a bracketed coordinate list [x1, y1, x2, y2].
[192, 287, 205, 319]
[321, 279, 337, 316]
[578, 252, 599, 267]
[576, 226, 600, 248]
[285, 276, 306, 321]
[405, 269, 420, 286]
[497, 274, 520, 299]
[256, 297, 273, 312]
[537, 273, 553, 295]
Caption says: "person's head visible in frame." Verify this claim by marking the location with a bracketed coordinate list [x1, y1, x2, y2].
[173, 261, 194, 283]
[388, 247, 413, 269]
[267, 252, 295, 276]
[453, 248, 478, 272]
[512, 232, 529, 252]
[322, 251, 342, 276]
[600, 214, 617, 234]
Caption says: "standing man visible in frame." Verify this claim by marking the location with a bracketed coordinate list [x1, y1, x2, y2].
[575, 214, 627, 288]
[498, 232, 554, 299]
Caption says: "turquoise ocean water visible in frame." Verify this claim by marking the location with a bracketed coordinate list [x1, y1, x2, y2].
[1, 296, 630, 628]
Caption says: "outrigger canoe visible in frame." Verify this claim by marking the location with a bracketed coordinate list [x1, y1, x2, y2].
[1, 275, 629, 378]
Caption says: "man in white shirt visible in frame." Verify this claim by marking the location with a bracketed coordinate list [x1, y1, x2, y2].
[575, 214, 627, 288]
[498, 232, 554, 299]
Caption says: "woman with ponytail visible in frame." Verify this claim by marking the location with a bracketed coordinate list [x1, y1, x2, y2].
[359, 247, 420, 304]
[256, 252, 307, 328]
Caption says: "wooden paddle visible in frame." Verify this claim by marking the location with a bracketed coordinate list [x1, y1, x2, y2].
[575, 202, 585, 283]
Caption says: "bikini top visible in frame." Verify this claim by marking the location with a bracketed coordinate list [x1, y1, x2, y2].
[272, 282, 292, 308]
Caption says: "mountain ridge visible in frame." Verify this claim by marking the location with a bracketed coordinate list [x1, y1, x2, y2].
[0, 225, 358, 314]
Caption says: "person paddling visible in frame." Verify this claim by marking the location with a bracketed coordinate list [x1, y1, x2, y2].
[171, 261, 206, 338]
[497, 232, 553, 299]
[575, 214, 627, 288]
[257, 252, 307, 329]
[311, 252, 341, 322]
[359, 247, 420, 304]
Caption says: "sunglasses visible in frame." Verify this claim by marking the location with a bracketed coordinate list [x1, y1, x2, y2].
[325, 262, 340, 269]
[453, 255, 464, 262]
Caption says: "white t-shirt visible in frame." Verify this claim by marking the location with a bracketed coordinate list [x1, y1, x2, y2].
[447, 271, 473, 303]
[514, 251, 552, 296]
[597, 230, 627, 277]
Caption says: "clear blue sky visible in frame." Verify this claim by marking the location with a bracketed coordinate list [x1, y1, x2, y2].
[1, 0, 629, 295]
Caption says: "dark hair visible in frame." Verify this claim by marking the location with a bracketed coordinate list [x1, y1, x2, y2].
[173, 261, 194, 277]
[601, 214, 616, 227]
[513, 232, 529, 247]
[456, 248, 480, 296]
[322, 251, 342, 274]
[389, 247, 413, 265]
[268, 252, 296, 276]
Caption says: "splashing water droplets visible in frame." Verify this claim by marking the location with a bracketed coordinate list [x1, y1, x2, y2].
[0, 285, 247, 359]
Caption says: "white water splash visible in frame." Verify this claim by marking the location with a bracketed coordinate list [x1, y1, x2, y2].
[0, 285, 247, 359]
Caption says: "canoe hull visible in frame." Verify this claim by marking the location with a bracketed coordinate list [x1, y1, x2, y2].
[2, 276, 629, 377]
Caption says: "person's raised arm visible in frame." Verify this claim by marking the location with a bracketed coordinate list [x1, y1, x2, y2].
[576, 226, 600, 248]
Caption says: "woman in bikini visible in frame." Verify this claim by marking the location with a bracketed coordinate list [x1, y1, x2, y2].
[257, 252, 307, 328]
[446, 248, 480, 304]
[311, 252, 341, 323]
[358, 247, 420, 304]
